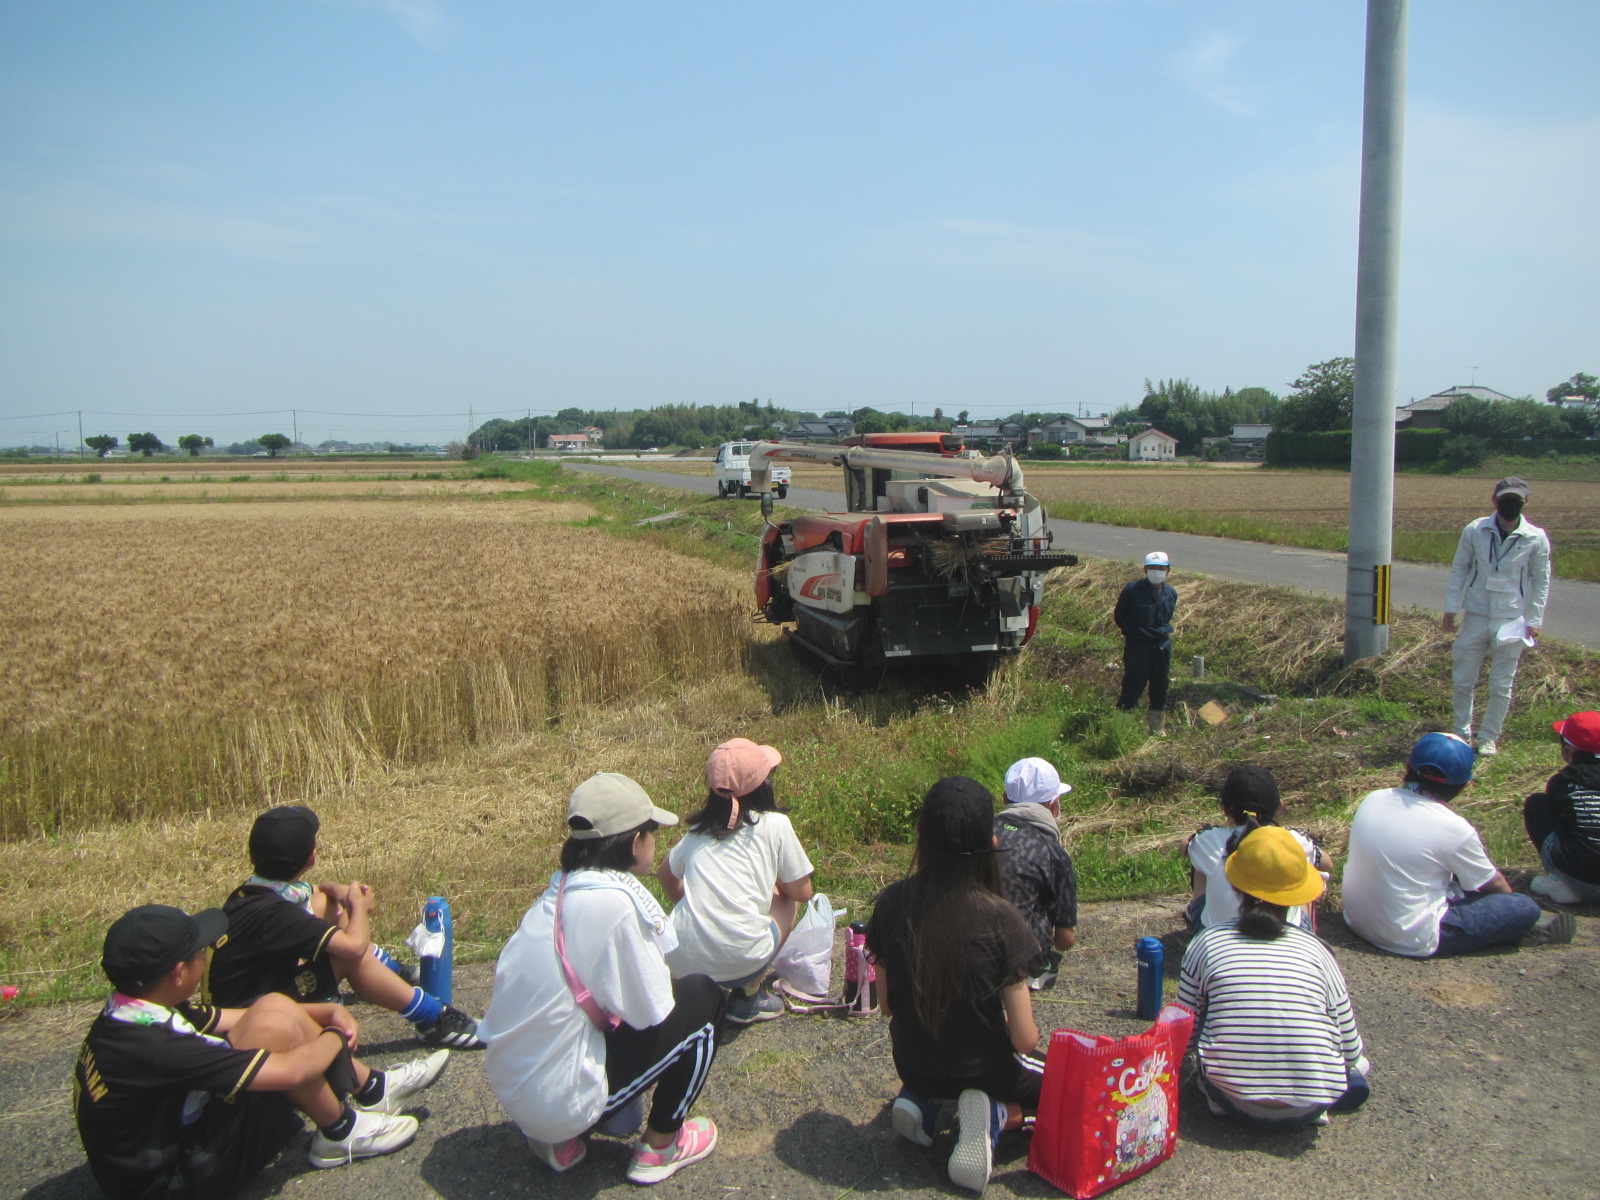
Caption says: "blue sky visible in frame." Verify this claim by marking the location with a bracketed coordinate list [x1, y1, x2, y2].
[2, 1, 1596, 447]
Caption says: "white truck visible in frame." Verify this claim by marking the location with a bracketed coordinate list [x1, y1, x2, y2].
[712, 441, 791, 499]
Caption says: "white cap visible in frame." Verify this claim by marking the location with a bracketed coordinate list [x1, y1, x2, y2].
[567, 773, 679, 839]
[1143, 551, 1171, 568]
[1003, 757, 1073, 806]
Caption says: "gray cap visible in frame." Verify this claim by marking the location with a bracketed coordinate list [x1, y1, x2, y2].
[1494, 476, 1530, 499]
[567, 772, 679, 839]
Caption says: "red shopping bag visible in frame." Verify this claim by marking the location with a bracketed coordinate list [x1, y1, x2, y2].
[1028, 1003, 1194, 1199]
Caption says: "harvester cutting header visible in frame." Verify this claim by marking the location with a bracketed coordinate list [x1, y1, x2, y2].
[746, 432, 1078, 668]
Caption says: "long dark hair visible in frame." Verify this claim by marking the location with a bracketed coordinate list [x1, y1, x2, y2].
[686, 778, 777, 840]
[1235, 892, 1290, 940]
[559, 819, 657, 872]
[901, 777, 1007, 1036]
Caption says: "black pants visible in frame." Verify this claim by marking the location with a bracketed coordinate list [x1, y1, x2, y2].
[899, 1051, 1046, 1108]
[603, 974, 725, 1135]
[1524, 792, 1558, 851]
[1117, 641, 1171, 711]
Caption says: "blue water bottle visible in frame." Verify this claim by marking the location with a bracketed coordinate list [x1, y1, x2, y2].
[419, 896, 454, 1005]
[1135, 936, 1164, 1020]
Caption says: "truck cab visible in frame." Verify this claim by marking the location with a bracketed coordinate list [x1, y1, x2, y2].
[713, 441, 791, 499]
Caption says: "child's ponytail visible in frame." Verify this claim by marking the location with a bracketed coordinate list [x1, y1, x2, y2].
[1219, 765, 1282, 828]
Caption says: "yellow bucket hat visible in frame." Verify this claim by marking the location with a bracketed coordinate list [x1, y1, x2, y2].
[1224, 826, 1325, 907]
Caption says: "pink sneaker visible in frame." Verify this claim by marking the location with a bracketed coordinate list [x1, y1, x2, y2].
[625, 1116, 718, 1185]
[527, 1135, 586, 1172]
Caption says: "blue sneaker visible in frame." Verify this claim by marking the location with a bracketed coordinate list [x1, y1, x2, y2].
[890, 1089, 937, 1147]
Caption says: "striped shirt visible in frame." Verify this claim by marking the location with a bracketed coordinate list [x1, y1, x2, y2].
[1178, 923, 1365, 1107]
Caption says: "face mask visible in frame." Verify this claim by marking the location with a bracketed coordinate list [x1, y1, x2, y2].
[1496, 495, 1523, 521]
[1146, 569, 1168, 585]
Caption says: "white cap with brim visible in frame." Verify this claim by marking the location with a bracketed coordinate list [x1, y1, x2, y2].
[567, 772, 679, 839]
[1144, 551, 1171, 568]
[1004, 757, 1073, 806]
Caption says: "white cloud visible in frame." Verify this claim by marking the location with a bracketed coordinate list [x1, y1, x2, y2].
[1165, 32, 1253, 116]
[335, 0, 442, 43]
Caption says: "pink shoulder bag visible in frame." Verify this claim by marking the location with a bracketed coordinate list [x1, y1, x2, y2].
[554, 873, 621, 1032]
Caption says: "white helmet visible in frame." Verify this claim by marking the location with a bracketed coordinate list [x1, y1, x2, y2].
[1144, 551, 1171, 568]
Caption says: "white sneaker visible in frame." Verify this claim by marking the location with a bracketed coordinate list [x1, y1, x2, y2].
[308, 1110, 418, 1169]
[1475, 739, 1498, 756]
[1530, 874, 1585, 905]
[948, 1089, 996, 1193]
[359, 1050, 449, 1113]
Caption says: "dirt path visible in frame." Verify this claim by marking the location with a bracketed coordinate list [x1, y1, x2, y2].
[4, 895, 1594, 1200]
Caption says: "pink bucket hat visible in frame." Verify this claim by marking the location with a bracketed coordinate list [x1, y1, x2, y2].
[707, 738, 782, 798]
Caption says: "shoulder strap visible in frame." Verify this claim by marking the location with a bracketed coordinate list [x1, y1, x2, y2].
[554, 874, 621, 1032]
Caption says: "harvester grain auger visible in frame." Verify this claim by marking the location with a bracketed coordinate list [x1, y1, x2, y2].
[747, 432, 1078, 668]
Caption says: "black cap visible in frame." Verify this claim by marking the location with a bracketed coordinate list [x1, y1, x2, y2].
[919, 776, 997, 855]
[102, 904, 228, 994]
[1220, 765, 1281, 818]
[248, 806, 320, 880]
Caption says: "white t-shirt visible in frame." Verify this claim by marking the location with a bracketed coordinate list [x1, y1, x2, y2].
[665, 812, 814, 984]
[481, 872, 675, 1142]
[1189, 825, 1320, 929]
[1342, 786, 1499, 957]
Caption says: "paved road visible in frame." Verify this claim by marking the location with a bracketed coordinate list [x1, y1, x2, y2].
[564, 461, 1600, 650]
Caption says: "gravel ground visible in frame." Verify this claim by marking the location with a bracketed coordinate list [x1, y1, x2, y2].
[5, 895, 1595, 1200]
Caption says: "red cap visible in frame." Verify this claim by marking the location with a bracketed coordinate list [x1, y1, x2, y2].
[1553, 712, 1600, 754]
[706, 738, 782, 798]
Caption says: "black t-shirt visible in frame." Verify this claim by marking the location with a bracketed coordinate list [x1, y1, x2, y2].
[866, 879, 1038, 1082]
[74, 1001, 271, 1200]
[1546, 761, 1600, 884]
[206, 885, 338, 1007]
[994, 812, 1078, 974]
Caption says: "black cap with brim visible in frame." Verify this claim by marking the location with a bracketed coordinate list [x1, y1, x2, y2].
[101, 904, 229, 994]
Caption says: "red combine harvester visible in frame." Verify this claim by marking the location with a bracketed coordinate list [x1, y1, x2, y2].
[747, 432, 1077, 668]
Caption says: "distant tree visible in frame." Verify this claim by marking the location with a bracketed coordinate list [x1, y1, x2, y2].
[1274, 358, 1355, 433]
[1546, 371, 1598, 403]
[227, 440, 264, 456]
[851, 407, 917, 434]
[1444, 396, 1568, 440]
[932, 407, 944, 422]
[177, 434, 214, 457]
[127, 432, 164, 457]
[85, 435, 118, 458]
[956, 410, 969, 424]
[257, 433, 291, 458]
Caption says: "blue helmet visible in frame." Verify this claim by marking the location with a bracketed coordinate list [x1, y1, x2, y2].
[1408, 732, 1475, 786]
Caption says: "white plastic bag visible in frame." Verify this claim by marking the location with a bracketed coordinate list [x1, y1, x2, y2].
[772, 893, 840, 997]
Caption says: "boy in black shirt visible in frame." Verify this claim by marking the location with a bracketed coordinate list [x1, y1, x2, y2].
[207, 806, 483, 1049]
[994, 758, 1078, 990]
[75, 904, 447, 1199]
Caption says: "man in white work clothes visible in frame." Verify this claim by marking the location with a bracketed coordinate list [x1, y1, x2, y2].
[1442, 477, 1551, 756]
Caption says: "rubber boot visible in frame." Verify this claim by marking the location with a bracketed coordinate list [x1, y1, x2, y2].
[1146, 709, 1167, 738]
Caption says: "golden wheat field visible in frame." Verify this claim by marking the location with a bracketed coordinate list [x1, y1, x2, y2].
[0, 497, 764, 834]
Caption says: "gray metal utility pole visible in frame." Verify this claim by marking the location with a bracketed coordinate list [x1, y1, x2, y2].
[1345, 0, 1409, 664]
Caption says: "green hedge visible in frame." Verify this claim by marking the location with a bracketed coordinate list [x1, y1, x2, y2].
[1266, 428, 1596, 467]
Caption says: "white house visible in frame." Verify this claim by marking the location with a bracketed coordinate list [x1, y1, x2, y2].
[1229, 423, 1272, 445]
[1127, 428, 1178, 461]
[1036, 414, 1111, 446]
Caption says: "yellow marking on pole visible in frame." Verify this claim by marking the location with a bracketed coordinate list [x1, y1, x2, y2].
[1374, 563, 1391, 625]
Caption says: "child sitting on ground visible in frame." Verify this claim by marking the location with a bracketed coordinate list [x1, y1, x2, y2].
[1524, 710, 1600, 904]
[1184, 765, 1331, 931]
[657, 739, 815, 1024]
[994, 757, 1078, 991]
[867, 776, 1044, 1195]
[75, 904, 446, 1199]
[1178, 826, 1371, 1129]
[482, 772, 726, 1185]
[206, 805, 484, 1049]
